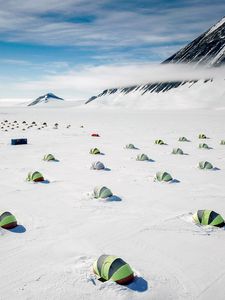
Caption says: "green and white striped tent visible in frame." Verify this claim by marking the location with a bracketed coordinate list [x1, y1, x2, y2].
[91, 161, 105, 170]
[0, 212, 17, 229]
[198, 161, 213, 170]
[154, 171, 173, 182]
[94, 186, 113, 199]
[178, 137, 189, 142]
[125, 144, 137, 149]
[155, 139, 166, 145]
[199, 133, 207, 139]
[199, 143, 209, 149]
[90, 148, 101, 155]
[93, 254, 134, 284]
[27, 171, 44, 182]
[193, 210, 225, 227]
[136, 153, 149, 161]
[43, 154, 56, 161]
[220, 140, 225, 145]
[172, 148, 184, 155]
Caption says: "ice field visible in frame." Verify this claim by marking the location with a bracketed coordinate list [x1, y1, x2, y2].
[0, 103, 225, 300]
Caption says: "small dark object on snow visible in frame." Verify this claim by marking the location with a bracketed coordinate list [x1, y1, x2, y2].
[11, 138, 27, 145]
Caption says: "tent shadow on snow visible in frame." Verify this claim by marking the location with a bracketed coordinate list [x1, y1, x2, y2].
[103, 167, 111, 171]
[9, 225, 26, 233]
[105, 195, 122, 202]
[126, 276, 148, 292]
[169, 179, 180, 184]
[147, 159, 155, 163]
[39, 179, 50, 184]
[212, 167, 220, 171]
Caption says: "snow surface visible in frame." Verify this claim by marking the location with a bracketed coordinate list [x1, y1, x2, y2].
[0, 102, 225, 300]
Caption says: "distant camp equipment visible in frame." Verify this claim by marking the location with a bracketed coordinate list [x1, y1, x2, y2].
[43, 154, 56, 161]
[220, 140, 225, 145]
[93, 255, 134, 284]
[172, 148, 184, 155]
[199, 143, 209, 149]
[199, 133, 207, 139]
[155, 171, 173, 182]
[155, 139, 166, 145]
[27, 171, 44, 182]
[198, 161, 213, 170]
[90, 148, 101, 155]
[0, 212, 17, 229]
[94, 186, 113, 199]
[136, 153, 149, 161]
[193, 210, 225, 227]
[91, 133, 100, 137]
[178, 137, 189, 142]
[11, 138, 27, 145]
[91, 161, 105, 170]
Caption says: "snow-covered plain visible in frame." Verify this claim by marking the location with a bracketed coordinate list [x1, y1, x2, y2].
[0, 102, 225, 300]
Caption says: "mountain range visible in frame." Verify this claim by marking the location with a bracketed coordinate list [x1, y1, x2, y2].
[86, 16, 225, 104]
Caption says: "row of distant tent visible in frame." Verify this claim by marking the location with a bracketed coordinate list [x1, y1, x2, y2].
[3, 209, 224, 230]
[0, 120, 71, 131]
[90, 147, 217, 170]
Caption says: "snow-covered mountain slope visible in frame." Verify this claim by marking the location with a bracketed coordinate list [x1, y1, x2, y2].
[86, 78, 225, 110]
[86, 17, 225, 105]
[28, 93, 64, 106]
[164, 16, 225, 66]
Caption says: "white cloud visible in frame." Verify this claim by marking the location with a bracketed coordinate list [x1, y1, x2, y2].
[0, 0, 224, 50]
[1, 63, 224, 100]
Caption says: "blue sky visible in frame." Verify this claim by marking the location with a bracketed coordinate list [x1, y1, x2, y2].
[0, 0, 224, 99]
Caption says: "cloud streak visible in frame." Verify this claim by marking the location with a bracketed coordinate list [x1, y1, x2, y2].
[1, 63, 224, 100]
[0, 0, 224, 50]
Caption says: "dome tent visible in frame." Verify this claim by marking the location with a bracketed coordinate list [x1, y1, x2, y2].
[43, 154, 57, 161]
[220, 140, 225, 145]
[155, 171, 173, 182]
[136, 153, 149, 161]
[155, 139, 166, 145]
[199, 133, 207, 139]
[125, 144, 137, 149]
[178, 136, 189, 142]
[94, 186, 113, 199]
[172, 148, 184, 155]
[91, 161, 105, 170]
[0, 212, 17, 229]
[193, 210, 225, 227]
[199, 143, 209, 149]
[27, 171, 44, 182]
[90, 148, 101, 155]
[198, 161, 213, 170]
[93, 254, 134, 284]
